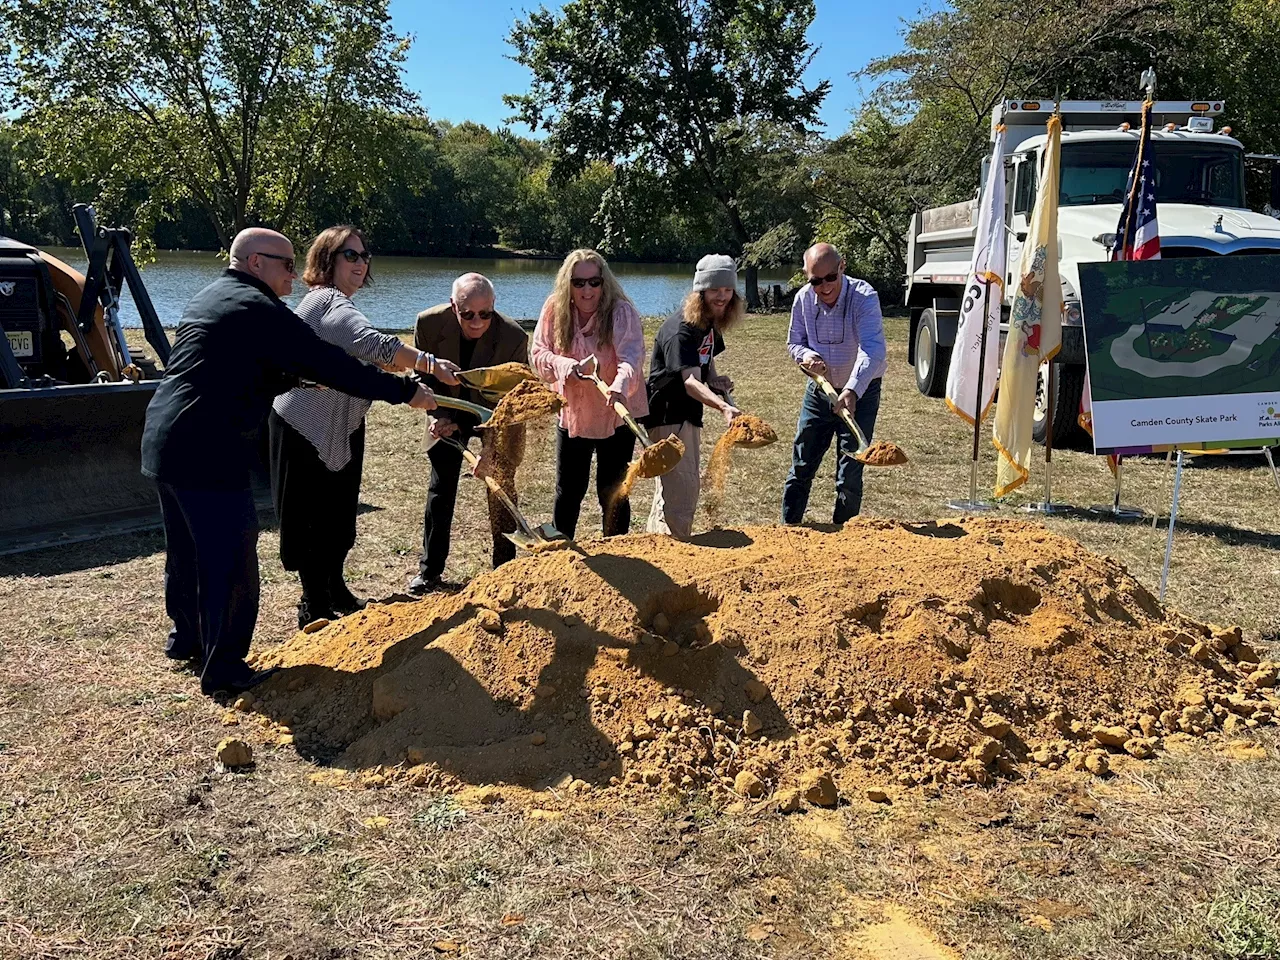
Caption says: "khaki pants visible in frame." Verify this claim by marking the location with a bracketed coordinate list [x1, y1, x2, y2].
[645, 422, 700, 539]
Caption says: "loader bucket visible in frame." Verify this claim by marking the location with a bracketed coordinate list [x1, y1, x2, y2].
[0, 381, 162, 555]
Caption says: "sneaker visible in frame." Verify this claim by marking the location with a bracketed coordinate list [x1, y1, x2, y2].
[298, 600, 337, 631]
[407, 574, 460, 597]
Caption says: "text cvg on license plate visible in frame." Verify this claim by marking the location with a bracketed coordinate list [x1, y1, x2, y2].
[6, 331, 34, 357]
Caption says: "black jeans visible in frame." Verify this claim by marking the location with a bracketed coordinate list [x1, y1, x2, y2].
[157, 481, 260, 693]
[554, 425, 635, 539]
[267, 411, 364, 573]
[419, 427, 517, 579]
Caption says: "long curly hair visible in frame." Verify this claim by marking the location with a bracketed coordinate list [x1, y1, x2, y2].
[548, 248, 632, 352]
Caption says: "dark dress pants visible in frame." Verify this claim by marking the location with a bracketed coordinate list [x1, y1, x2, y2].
[267, 411, 364, 573]
[553, 425, 636, 539]
[419, 427, 517, 579]
[781, 377, 883, 525]
[157, 481, 260, 692]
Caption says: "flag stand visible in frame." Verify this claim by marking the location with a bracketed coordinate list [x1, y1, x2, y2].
[1086, 456, 1147, 521]
[1022, 361, 1071, 514]
[947, 281, 998, 512]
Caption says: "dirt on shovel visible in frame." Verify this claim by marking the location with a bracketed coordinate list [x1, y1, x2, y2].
[483, 380, 564, 430]
[856, 439, 909, 466]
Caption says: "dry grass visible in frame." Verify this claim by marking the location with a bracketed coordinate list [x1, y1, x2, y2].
[1, 315, 1278, 958]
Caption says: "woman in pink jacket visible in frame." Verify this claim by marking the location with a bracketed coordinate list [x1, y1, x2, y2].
[532, 248, 648, 538]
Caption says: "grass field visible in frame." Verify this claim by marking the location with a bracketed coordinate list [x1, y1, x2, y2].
[2, 314, 1279, 959]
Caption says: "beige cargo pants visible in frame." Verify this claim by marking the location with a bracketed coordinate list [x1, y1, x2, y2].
[645, 421, 701, 539]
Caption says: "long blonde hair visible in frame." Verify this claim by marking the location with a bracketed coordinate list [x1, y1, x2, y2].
[682, 288, 744, 333]
[550, 248, 632, 352]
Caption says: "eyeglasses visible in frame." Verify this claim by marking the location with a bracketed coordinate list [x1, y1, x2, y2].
[571, 277, 604, 289]
[255, 251, 296, 274]
[339, 248, 372, 264]
[458, 309, 494, 321]
[808, 271, 840, 288]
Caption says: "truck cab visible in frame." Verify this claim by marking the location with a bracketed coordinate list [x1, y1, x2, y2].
[905, 99, 1280, 444]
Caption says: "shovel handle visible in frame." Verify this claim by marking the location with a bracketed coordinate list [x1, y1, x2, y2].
[807, 370, 871, 453]
[444, 438, 540, 541]
[576, 358, 652, 448]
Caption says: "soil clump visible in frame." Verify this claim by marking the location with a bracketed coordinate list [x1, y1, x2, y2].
[703, 415, 778, 519]
[483, 380, 563, 430]
[251, 519, 1277, 805]
[857, 439, 909, 466]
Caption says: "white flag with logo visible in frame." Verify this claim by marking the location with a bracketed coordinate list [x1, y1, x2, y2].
[945, 125, 1007, 425]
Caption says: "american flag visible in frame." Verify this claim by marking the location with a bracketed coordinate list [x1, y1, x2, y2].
[1113, 101, 1161, 262]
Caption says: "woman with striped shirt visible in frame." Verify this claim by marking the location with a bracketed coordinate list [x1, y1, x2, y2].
[269, 226, 461, 628]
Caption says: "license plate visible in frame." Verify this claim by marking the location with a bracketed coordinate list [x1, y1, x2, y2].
[6, 331, 33, 358]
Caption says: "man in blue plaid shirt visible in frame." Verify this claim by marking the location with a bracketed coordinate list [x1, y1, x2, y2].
[784, 243, 887, 524]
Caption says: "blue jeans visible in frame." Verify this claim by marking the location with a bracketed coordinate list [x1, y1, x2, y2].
[781, 378, 883, 524]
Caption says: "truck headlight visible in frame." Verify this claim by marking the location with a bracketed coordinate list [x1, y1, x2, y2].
[1065, 301, 1083, 325]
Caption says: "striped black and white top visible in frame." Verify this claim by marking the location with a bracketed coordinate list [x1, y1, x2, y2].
[273, 287, 404, 471]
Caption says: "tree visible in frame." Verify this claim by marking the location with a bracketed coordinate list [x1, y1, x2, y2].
[4, 0, 416, 248]
[505, 0, 828, 305]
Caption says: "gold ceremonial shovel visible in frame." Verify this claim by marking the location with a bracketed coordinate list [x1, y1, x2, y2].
[456, 362, 538, 402]
[575, 354, 684, 478]
[803, 368, 908, 466]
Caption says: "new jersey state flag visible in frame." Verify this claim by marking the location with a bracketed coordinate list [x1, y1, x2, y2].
[945, 125, 1007, 426]
[993, 114, 1062, 497]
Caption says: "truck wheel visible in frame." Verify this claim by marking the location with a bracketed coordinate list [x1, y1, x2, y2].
[1032, 362, 1086, 448]
[914, 308, 951, 398]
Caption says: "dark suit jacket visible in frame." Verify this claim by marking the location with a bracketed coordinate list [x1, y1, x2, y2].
[414, 302, 530, 464]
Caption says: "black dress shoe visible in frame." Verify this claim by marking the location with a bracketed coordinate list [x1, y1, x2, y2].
[164, 645, 202, 662]
[329, 580, 368, 616]
[202, 667, 280, 697]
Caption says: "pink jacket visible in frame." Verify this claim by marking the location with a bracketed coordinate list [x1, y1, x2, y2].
[532, 297, 649, 439]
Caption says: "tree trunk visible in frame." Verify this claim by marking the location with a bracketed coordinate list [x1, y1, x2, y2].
[744, 263, 760, 310]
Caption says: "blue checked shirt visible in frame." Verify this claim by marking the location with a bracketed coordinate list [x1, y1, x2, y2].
[787, 276, 887, 396]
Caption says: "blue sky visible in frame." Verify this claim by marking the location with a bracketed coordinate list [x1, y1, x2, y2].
[388, 0, 927, 135]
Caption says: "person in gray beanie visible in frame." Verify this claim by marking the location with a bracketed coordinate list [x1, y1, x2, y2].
[642, 254, 743, 537]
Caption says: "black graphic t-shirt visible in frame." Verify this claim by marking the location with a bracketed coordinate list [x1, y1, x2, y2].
[643, 310, 725, 429]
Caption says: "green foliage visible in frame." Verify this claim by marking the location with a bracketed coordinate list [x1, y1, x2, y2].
[4, 0, 416, 247]
[506, 0, 828, 302]
[1204, 889, 1280, 959]
[412, 796, 466, 833]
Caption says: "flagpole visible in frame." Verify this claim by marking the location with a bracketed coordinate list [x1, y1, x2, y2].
[1023, 360, 1070, 514]
[947, 279, 998, 512]
[1086, 453, 1147, 520]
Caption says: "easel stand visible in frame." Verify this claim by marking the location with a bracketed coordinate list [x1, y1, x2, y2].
[1022, 362, 1072, 515]
[947, 283, 998, 513]
[1086, 456, 1147, 521]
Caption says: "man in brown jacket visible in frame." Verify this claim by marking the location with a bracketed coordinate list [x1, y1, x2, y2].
[410, 273, 529, 595]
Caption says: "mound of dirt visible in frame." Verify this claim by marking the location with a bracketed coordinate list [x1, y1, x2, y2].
[250, 519, 1277, 804]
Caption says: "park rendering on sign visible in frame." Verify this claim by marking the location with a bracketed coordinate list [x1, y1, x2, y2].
[1080, 255, 1280, 452]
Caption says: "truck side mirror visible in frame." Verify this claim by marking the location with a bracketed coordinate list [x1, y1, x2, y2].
[1016, 231, 1028, 242]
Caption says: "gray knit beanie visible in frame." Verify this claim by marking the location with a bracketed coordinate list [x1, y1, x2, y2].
[693, 254, 738, 292]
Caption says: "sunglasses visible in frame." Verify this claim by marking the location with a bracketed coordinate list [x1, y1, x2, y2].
[808, 271, 840, 288]
[339, 248, 372, 264]
[255, 251, 296, 274]
[571, 277, 604, 289]
[458, 309, 495, 321]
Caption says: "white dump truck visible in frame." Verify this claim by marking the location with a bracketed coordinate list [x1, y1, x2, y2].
[904, 98, 1280, 444]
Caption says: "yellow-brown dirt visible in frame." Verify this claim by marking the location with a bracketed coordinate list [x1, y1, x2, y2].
[483, 379, 563, 430]
[858, 439, 909, 466]
[703, 415, 778, 520]
[249, 519, 1277, 804]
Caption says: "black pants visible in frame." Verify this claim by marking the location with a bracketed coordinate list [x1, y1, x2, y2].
[267, 411, 364, 573]
[554, 425, 635, 539]
[157, 481, 260, 693]
[419, 427, 517, 579]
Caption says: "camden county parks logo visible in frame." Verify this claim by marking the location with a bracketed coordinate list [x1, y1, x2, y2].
[1258, 401, 1280, 428]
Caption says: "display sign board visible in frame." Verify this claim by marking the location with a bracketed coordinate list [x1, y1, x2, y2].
[1079, 255, 1280, 454]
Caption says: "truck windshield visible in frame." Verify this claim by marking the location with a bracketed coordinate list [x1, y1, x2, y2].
[1059, 141, 1245, 208]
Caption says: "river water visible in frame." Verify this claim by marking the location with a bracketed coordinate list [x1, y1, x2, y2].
[45, 249, 794, 330]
